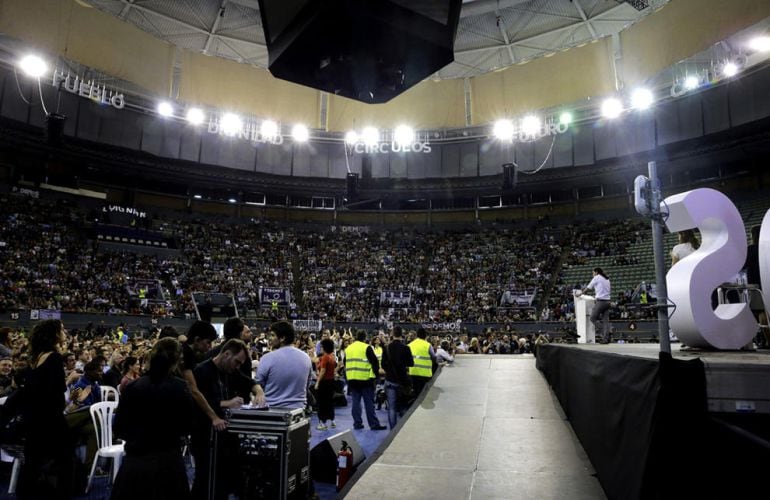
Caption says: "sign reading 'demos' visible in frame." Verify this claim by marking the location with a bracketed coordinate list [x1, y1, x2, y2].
[664, 188, 769, 349]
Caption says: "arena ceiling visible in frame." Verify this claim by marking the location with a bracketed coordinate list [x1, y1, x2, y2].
[81, 0, 669, 80]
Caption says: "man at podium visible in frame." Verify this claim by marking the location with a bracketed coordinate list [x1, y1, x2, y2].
[575, 268, 613, 344]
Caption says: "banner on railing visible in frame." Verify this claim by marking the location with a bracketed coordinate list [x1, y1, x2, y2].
[293, 319, 322, 332]
[260, 287, 290, 306]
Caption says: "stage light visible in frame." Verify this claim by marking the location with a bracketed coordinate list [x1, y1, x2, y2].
[19, 55, 48, 78]
[683, 75, 700, 91]
[520, 115, 541, 136]
[630, 88, 654, 110]
[157, 102, 174, 117]
[559, 112, 573, 125]
[228, 198, 237, 204]
[260, 120, 279, 139]
[493, 119, 514, 141]
[345, 130, 359, 145]
[292, 124, 309, 142]
[193, 194, 203, 199]
[221, 113, 242, 136]
[722, 62, 739, 77]
[186, 108, 205, 125]
[394, 125, 414, 146]
[601, 98, 623, 119]
[361, 126, 379, 146]
[748, 36, 770, 52]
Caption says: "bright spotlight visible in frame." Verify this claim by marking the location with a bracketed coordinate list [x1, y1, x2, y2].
[361, 126, 379, 146]
[193, 194, 203, 199]
[630, 88, 654, 110]
[292, 124, 309, 142]
[157, 102, 174, 117]
[683, 76, 700, 91]
[601, 98, 623, 119]
[748, 36, 770, 52]
[722, 62, 739, 77]
[493, 120, 515, 141]
[260, 120, 279, 139]
[345, 130, 359, 145]
[186, 108, 205, 125]
[221, 113, 242, 136]
[228, 198, 237, 204]
[559, 112, 573, 126]
[19, 55, 48, 78]
[394, 125, 414, 146]
[520, 115, 541, 137]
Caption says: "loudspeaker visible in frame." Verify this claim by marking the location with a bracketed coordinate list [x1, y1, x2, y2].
[502, 163, 517, 190]
[45, 113, 66, 146]
[346, 172, 359, 202]
[361, 154, 372, 180]
[257, 0, 462, 103]
[310, 430, 365, 483]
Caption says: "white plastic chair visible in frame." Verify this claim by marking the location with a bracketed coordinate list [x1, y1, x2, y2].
[86, 401, 125, 493]
[100, 385, 119, 404]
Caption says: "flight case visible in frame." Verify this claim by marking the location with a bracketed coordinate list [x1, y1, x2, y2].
[210, 407, 311, 500]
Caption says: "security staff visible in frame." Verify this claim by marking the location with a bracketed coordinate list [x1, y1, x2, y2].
[345, 331, 386, 430]
[408, 328, 435, 397]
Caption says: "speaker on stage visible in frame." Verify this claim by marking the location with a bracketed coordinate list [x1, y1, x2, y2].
[502, 162, 517, 190]
[310, 430, 365, 483]
[346, 172, 359, 202]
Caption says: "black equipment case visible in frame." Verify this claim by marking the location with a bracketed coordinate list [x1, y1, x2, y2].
[210, 407, 311, 500]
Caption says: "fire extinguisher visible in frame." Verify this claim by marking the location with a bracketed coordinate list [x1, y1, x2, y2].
[336, 440, 354, 491]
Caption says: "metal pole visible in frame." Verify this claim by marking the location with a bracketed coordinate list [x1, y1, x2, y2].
[648, 161, 671, 354]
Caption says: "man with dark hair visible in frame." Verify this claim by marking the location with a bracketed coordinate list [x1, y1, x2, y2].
[382, 326, 414, 429]
[191, 339, 264, 500]
[345, 330, 387, 430]
[408, 328, 435, 397]
[206, 317, 253, 389]
[0, 327, 12, 358]
[256, 321, 312, 409]
[180, 321, 227, 436]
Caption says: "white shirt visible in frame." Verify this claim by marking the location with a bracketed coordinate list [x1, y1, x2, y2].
[671, 242, 696, 262]
[435, 348, 454, 364]
[586, 274, 611, 300]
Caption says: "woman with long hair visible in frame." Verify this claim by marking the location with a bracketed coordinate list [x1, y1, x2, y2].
[17, 320, 73, 499]
[671, 229, 700, 265]
[119, 356, 141, 393]
[314, 338, 337, 431]
[111, 337, 193, 500]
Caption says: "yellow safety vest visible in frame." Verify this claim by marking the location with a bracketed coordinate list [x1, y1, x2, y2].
[408, 338, 433, 378]
[345, 341, 374, 381]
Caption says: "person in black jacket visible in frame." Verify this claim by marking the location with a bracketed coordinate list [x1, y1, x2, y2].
[111, 337, 194, 500]
[381, 326, 414, 429]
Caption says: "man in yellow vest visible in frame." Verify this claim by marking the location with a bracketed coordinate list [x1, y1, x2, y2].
[408, 328, 436, 398]
[345, 330, 387, 430]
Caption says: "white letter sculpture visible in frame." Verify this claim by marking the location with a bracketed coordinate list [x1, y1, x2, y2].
[664, 188, 755, 349]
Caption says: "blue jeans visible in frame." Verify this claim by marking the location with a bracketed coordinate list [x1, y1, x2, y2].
[349, 381, 381, 428]
[385, 381, 401, 429]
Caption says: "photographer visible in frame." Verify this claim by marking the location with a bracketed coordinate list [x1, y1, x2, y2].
[435, 341, 455, 366]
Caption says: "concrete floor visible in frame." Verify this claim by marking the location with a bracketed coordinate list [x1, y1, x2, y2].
[344, 356, 606, 500]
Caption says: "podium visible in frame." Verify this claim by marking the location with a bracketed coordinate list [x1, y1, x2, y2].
[574, 292, 596, 344]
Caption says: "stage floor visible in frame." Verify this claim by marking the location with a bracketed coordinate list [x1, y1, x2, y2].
[344, 356, 606, 500]
[566, 342, 770, 365]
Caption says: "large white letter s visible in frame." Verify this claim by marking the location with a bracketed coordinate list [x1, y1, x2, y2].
[664, 188, 756, 349]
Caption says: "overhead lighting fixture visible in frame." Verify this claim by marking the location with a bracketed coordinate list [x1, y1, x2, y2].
[722, 62, 739, 77]
[630, 88, 654, 110]
[683, 75, 700, 91]
[520, 115, 541, 136]
[493, 119, 514, 141]
[748, 36, 770, 52]
[559, 112, 573, 126]
[345, 130, 359, 145]
[193, 194, 203, 199]
[157, 102, 174, 117]
[601, 98, 623, 119]
[292, 124, 309, 142]
[261, 120, 279, 139]
[18, 55, 48, 78]
[361, 126, 379, 146]
[221, 113, 242, 136]
[393, 125, 414, 146]
[186, 108, 205, 125]
[228, 198, 237, 204]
